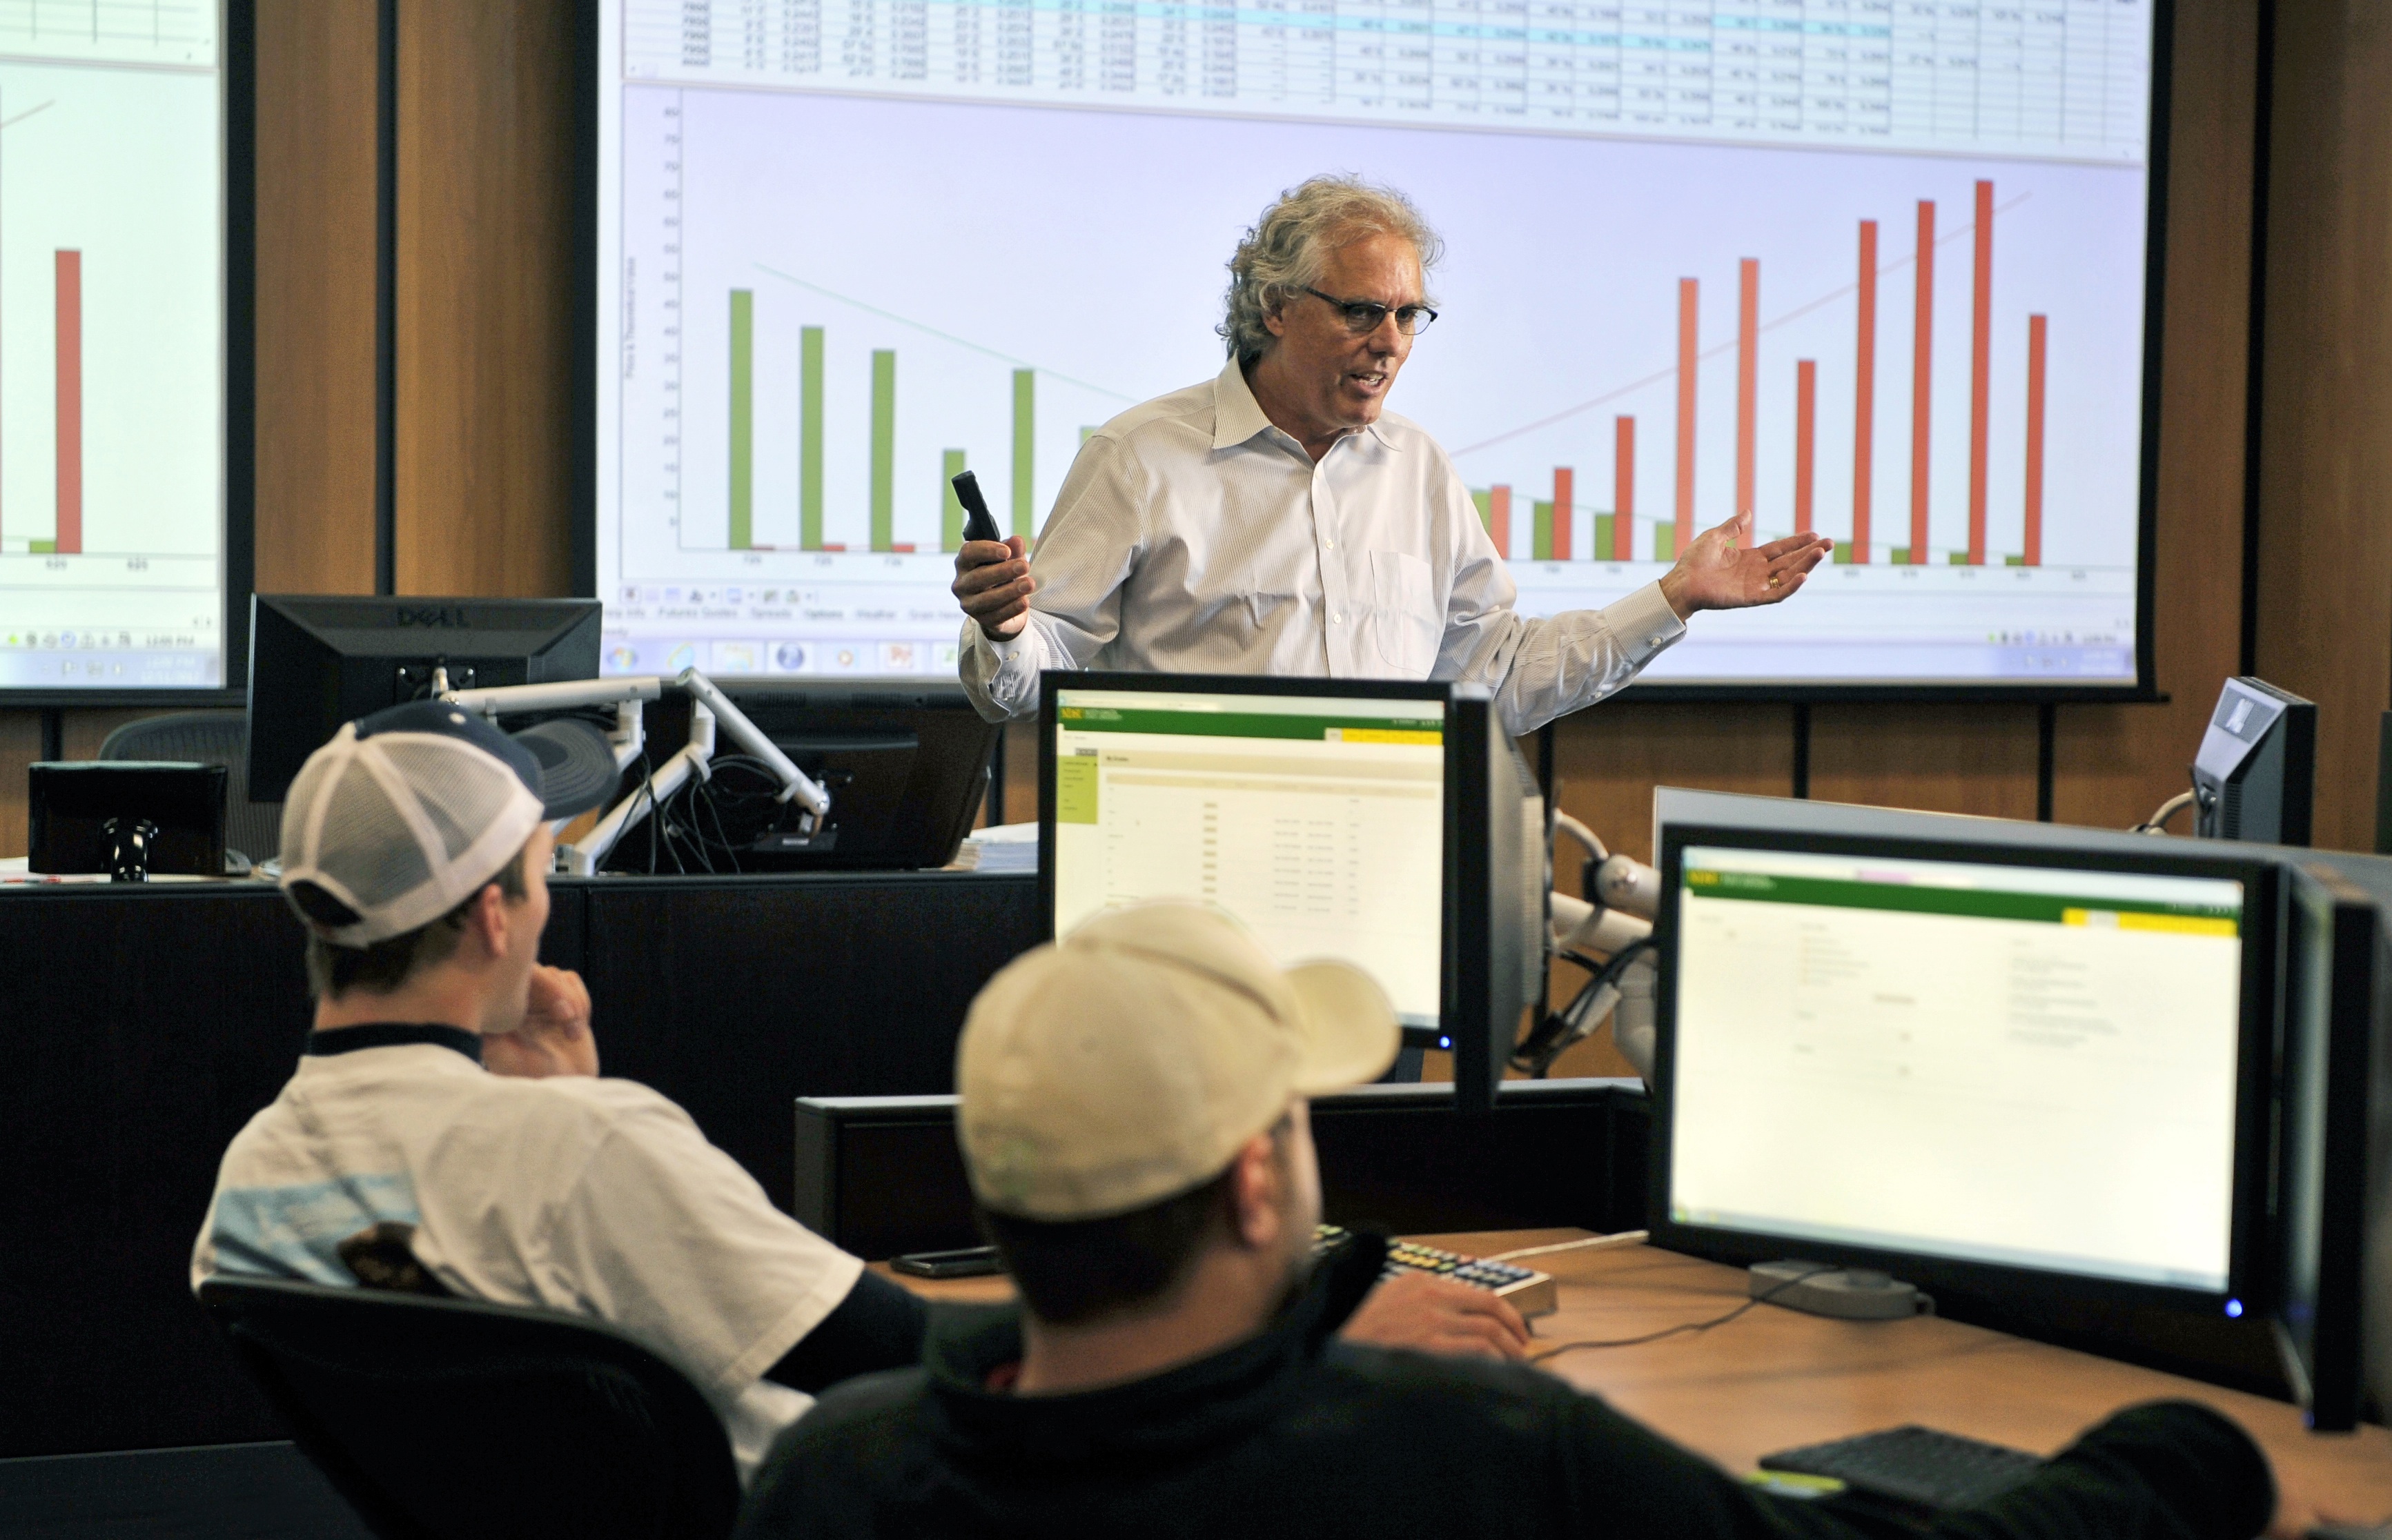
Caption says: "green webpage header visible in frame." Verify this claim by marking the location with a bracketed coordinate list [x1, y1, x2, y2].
[1682, 868, 2242, 934]
[1056, 706, 1442, 743]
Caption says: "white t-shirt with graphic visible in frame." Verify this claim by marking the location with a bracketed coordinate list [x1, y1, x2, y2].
[191, 1040, 864, 1482]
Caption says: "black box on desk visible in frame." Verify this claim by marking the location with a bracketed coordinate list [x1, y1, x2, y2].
[29, 761, 228, 877]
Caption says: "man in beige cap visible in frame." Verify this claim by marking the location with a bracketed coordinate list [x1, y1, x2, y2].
[735, 902, 2306, 1539]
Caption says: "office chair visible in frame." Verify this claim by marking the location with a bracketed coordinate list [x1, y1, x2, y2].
[99, 710, 282, 867]
[197, 1275, 741, 1540]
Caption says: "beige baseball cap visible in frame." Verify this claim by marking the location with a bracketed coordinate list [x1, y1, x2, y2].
[957, 902, 1402, 1221]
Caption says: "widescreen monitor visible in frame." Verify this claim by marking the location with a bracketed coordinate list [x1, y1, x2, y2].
[0, 3, 246, 698]
[1039, 671, 1536, 1107]
[246, 596, 605, 802]
[585, 2, 2162, 695]
[1652, 824, 2277, 1310]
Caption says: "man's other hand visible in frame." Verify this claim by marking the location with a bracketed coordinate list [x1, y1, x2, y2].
[954, 535, 1035, 641]
[484, 965, 598, 1080]
[1658, 511, 1833, 619]
[1339, 1270, 1531, 1361]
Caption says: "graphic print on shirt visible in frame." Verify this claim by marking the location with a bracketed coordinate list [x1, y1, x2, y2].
[208, 1171, 422, 1287]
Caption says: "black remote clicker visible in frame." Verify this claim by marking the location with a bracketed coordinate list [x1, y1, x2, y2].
[952, 470, 1003, 546]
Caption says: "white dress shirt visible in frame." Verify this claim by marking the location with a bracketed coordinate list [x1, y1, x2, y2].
[960, 358, 1685, 736]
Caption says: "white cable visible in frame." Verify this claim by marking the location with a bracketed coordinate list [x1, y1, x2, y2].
[2134, 789, 2196, 836]
[1484, 1230, 1650, 1263]
[1552, 810, 1609, 863]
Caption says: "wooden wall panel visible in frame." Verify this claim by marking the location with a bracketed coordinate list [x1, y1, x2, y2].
[0, 710, 37, 856]
[2251, 2, 2392, 853]
[253, 0, 379, 596]
[2051, 0, 2257, 836]
[393, 0, 575, 599]
[1809, 704, 2041, 820]
[1547, 701, 1796, 866]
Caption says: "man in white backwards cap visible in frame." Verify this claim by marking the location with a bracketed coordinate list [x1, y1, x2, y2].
[191, 701, 930, 1483]
[736, 902, 2308, 1539]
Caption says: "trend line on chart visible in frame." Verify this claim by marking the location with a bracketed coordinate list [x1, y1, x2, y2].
[1451, 190, 2032, 459]
[752, 262, 1139, 404]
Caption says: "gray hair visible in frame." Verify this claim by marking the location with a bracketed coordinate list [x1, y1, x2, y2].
[1219, 175, 1444, 364]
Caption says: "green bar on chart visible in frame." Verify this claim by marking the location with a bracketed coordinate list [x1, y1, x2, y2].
[729, 290, 754, 551]
[801, 326, 825, 551]
[1890, 546, 1910, 564]
[1080, 426, 1095, 443]
[1949, 551, 1970, 566]
[1654, 526, 1675, 562]
[1533, 500, 1553, 561]
[943, 450, 968, 551]
[2004, 554, 2026, 566]
[871, 351, 896, 553]
[1595, 514, 1615, 562]
[1012, 370, 1036, 537]
[29, 539, 55, 553]
[1471, 489, 1492, 529]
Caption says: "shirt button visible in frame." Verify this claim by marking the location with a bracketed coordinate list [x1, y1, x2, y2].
[1324, 540, 1334, 549]
[1647, 635, 1664, 646]
[1333, 613, 1343, 624]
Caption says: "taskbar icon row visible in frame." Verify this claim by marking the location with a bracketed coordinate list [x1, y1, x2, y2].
[602, 635, 961, 678]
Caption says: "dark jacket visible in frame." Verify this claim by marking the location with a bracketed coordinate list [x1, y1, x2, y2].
[736, 1238, 2275, 1539]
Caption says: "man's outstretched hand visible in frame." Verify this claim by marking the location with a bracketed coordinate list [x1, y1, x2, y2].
[484, 965, 598, 1080]
[953, 535, 1035, 642]
[1658, 511, 1833, 620]
[1339, 1269, 1532, 1361]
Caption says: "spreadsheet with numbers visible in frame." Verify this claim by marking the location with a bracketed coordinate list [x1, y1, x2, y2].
[629, 2, 2148, 165]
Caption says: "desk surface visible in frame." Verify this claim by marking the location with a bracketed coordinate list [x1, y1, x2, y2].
[882, 1230, 2392, 1516]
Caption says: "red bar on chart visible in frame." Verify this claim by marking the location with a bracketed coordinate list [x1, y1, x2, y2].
[1736, 258, 1757, 518]
[2025, 313, 2047, 566]
[1968, 179, 1993, 566]
[1551, 467, 1573, 560]
[1854, 219, 1876, 563]
[1614, 416, 1634, 559]
[1795, 360, 1816, 535]
[1910, 201, 1933, 565]
[1490, 485, 1511, 556]
[55, 249, 80, 556]
[1676, 277, 1697, 553]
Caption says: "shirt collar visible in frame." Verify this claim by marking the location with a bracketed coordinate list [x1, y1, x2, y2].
[1210, 358, 1402, 456]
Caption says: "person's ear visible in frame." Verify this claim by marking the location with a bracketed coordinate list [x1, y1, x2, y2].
[1263, 300, 1288, 339]
[1226, 1131, 1285, 1250]
[463, 883, 509, 962]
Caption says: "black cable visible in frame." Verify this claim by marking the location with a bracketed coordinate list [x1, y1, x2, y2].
[1512, 938, 1656, 1078]
[1529, 1264, 1843, 1362]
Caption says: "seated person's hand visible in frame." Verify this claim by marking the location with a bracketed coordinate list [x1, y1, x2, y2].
[1338, 1269, 1531, 1361]
[483, 965, 598, 1080]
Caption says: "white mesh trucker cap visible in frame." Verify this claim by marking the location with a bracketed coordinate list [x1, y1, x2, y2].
[957, 902, 1401, 1221]
[278, 701, 616, 947]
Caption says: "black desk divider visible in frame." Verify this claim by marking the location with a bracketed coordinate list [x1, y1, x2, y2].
[796, 1078, 1654, 1261]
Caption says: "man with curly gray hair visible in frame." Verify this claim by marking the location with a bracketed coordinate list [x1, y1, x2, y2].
[953, 175, 1832, 735]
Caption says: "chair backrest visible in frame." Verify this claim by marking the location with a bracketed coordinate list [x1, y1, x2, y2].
[197, 1274, 741, 1540]
[98, 710, 280, 864]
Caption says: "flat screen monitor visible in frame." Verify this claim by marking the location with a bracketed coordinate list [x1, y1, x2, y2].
[1039, 671, 1535, 1104]
[1653, 824, 2276, 1308]
[584, 3, 2164, 696]
[0, 1, 250, 701]
[246, 595, 605, 802]
[2194, 677, 2315, 846]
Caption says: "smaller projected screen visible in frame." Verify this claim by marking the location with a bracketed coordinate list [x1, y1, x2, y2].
[1050, 687, 1444, 1027]
[1668, 844, 2245, 1292]
[0, 6, 226, 691]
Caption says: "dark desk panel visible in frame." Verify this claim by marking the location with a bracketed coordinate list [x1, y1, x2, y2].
[0, 871, 1039, 1458]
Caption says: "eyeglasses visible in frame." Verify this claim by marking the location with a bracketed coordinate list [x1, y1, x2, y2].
[1303, 287, 1440, 336]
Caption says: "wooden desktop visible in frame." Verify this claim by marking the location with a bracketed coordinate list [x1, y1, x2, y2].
[885, 1230, 2392, 1518]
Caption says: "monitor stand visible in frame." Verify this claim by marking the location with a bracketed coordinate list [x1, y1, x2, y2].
[1751, 1260, 1928, 1321]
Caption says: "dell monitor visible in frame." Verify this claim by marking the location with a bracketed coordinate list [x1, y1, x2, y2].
[1039, 672, 1537, 1110]
[1652, 822, 2279, 1317]
[2194, 678, 2315, 845]
[246, 596, 605, 802]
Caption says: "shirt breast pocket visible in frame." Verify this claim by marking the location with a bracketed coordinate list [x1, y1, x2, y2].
[1366, 550, 1440, 676]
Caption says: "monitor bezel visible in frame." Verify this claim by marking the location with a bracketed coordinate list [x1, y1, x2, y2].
[1037, 669, 1462, 1051]
[1649, 819, 2280, 1314]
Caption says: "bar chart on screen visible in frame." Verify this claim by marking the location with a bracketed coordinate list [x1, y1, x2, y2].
[596, 0, 2156, 687]
[0, 12, 228, 691]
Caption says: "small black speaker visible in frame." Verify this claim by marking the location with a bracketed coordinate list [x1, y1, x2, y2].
[29, 762, 228, 878]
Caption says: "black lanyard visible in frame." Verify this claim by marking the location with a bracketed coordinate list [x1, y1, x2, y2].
[304, 1023, 483, 1063]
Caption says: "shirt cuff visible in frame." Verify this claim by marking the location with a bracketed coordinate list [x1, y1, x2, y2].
[1605, 581, 1685, 663]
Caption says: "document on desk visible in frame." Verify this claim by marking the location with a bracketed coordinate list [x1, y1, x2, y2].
[1050, 690, 1445, 1030]
[1668, 846, 2245, 1292]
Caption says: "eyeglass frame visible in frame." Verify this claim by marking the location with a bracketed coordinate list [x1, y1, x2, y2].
[1300, 286, 1440, 337]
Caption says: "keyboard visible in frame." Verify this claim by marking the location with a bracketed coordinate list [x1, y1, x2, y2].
[1760, 1425, 2047, 1510]
[1315, 1226, 1558, 1318]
